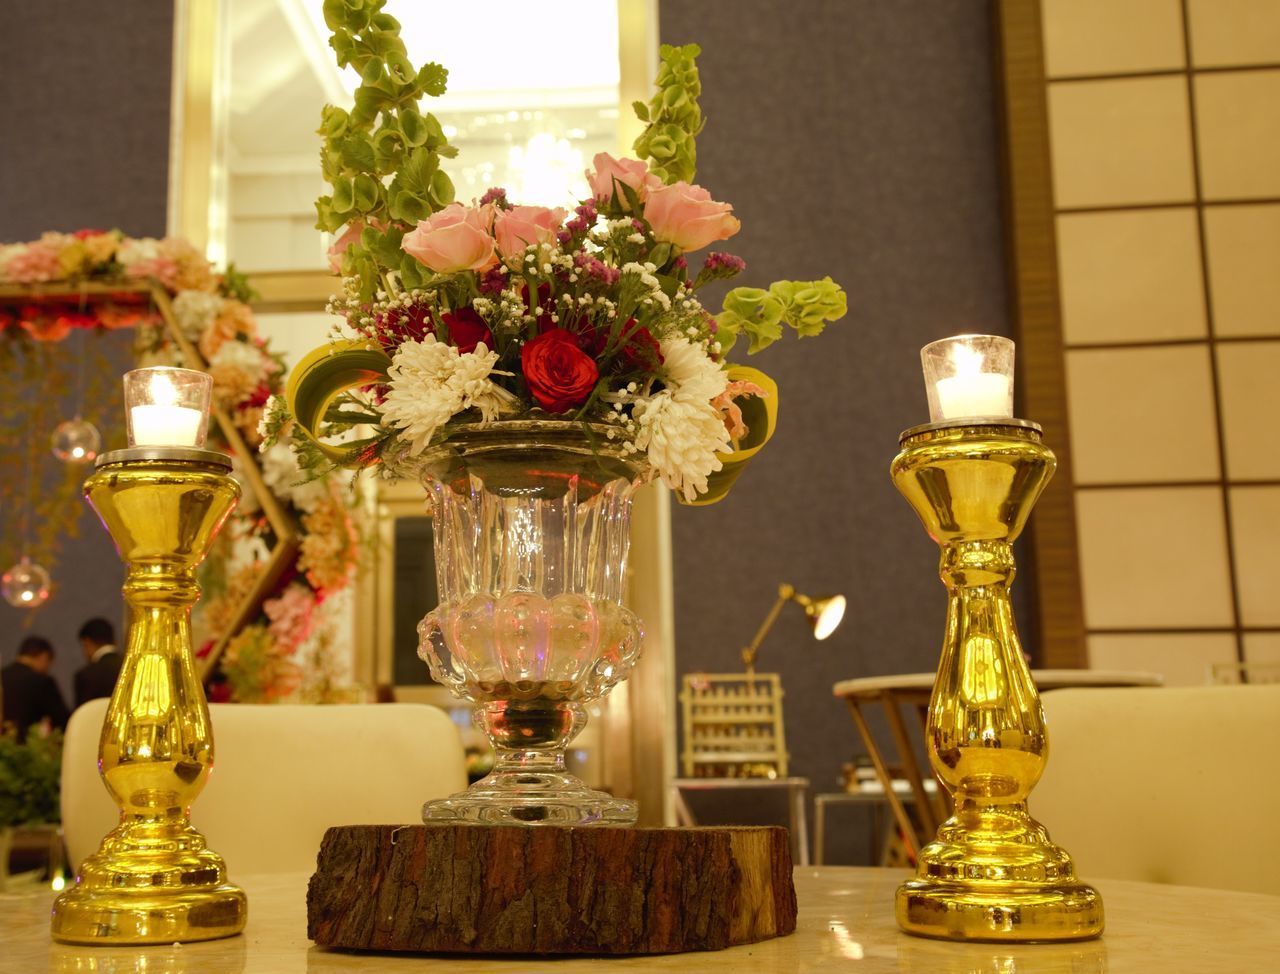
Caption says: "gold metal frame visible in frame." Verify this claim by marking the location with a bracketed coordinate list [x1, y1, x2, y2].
[0, 282, 300, 678]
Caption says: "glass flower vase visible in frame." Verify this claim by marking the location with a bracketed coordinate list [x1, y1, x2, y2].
[414, 421, 646, 825]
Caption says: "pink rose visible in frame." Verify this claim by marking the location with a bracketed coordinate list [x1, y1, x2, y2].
[585, 152, 661, 205]
[402, 204, 497, 274]
[493, 205, 567, 262]
[643, 182, 741, 253]
[328, 221, 365, 274]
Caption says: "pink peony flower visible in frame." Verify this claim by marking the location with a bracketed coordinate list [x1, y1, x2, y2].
[585, 152, 662, 205]
[643, 181, 741, 253]
[402, 204, 497, 274]
[493, 205, 567, 262]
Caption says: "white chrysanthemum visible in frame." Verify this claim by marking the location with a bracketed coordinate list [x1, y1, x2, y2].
[209, 340, 266, 404]
[260, 442, 329, 513]
[172, 290, 223, 340]
[659, 336, 729, 402]
[382, 336, 513, 456]
[632, 391, 731, 502]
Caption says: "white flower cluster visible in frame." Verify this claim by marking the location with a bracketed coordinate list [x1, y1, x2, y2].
[381, 335, 516, 455]
[259, 442, 330, 514]
[631, 336, 732, 502]
[172, 290, 223, 340]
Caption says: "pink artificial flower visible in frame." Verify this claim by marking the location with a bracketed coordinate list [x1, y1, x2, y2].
[493, 205, 567, 263]
[402, 204, 497, 274]
[643, 181, 741, 253]
[327, 221, 365, 274]
[3, 243, 63, 283]
[585, 152, 661, 205]
[263, 584, 317, 656]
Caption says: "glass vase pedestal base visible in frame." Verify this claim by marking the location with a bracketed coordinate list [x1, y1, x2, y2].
[424, 767, 636, 825]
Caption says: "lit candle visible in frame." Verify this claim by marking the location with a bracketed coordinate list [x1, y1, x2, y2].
[124, 367, 212, 448]
[921, 335, 1014, 423]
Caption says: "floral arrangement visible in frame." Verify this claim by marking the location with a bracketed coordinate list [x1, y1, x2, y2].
[0, 727, 61, 828]
[0, 231, 359, 702]
[275, 3, 847, 503]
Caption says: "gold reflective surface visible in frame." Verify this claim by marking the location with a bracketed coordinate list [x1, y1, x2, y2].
[50, 458, 247, 945]
[891, 423, 1103, 942]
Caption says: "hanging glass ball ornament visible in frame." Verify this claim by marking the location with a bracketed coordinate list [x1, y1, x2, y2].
[51, 416, 102, 464]
[1, 556, 52, 608]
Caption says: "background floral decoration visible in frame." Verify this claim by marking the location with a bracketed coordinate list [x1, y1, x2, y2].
[0, 230, 358, 702]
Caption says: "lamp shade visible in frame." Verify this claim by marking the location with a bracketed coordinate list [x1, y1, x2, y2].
[804, 594, 846, 640]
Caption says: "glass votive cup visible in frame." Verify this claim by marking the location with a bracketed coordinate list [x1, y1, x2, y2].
[920, 334, 1015, 423]
[124, 367, 212, 448]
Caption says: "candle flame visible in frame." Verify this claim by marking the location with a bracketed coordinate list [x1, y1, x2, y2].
[150, 371, 179, 407]
[950, 342, 985, 377]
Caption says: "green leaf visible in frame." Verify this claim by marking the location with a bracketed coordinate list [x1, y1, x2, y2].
[399, 111, 427, 146]
[417, 62, 449, 96]
[632, 100, 650, 122]
[331, 176, 355, 214]
[338, 135, 376, 173]
[679, 365, 777, 506]
[429, 169, 455, 208]
[286, 341, 392, 466]
[353, 172, 380, 211]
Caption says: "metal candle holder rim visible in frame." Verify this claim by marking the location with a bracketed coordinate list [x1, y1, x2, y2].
[898, 416, 1042, 443]
[95, 446, 232, 470]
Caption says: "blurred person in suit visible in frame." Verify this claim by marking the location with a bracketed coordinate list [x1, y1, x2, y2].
[74, 617, 122, 708]
[1, 635, 70, 741]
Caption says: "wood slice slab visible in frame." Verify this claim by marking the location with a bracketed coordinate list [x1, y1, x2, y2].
[307, 824, 796, 955]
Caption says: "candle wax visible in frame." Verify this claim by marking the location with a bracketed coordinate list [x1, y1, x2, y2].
[935, 372, 1012, 420]
[130, 404, 203, 446]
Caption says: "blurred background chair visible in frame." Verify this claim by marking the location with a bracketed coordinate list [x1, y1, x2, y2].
[62, 700, 467, 873]
[1035, 685, 1280, 895]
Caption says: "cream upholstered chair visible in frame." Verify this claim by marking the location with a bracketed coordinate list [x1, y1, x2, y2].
[62, 701, 467, 873]
[1034, 685, 1280, 895]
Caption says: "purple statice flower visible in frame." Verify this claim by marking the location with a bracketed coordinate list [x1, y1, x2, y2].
[573, 251, 620, 286]
[672, 255, 688, 271]
[575, 201, 598, 223]
[703, 252, 746, 275]
[479, 187, 511, 210]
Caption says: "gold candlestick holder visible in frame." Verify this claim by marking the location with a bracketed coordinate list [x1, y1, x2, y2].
[51, 446, 247, 945]
[891, 419, 1103, 943]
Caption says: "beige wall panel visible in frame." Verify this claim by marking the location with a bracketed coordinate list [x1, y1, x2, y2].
[1243, 633, 1280, 666]
[1057, 208, 1206, 344]
[1194, 70, 1280, 200]
[1204, 204, 1280, 336]
[1088, 632, 1237, 685]
[1076, 487, 1234, 628]
[1216, 342, 1280, 480]
[1228, 486, 1280, 626]
[1048, 77, 1195, 208]
[1066, 345, 1220, 483]
[1188, 0, 1280, 67]
[1042, 0, 1185, 77]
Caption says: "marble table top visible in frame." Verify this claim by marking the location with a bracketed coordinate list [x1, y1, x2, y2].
[2, 866, 1276, 972]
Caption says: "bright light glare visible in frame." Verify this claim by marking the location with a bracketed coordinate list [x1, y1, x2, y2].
[813, 596, 846, 640]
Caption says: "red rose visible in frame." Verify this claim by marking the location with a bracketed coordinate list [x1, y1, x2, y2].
[441, 307, 494, 354]
[522, 329, 599, 413]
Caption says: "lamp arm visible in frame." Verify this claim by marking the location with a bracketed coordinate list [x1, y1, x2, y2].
[741, 587, 793, 673]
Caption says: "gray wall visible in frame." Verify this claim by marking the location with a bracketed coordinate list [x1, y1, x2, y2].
[660, 0, 1017, 862]
[0, 0, 174, 703]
